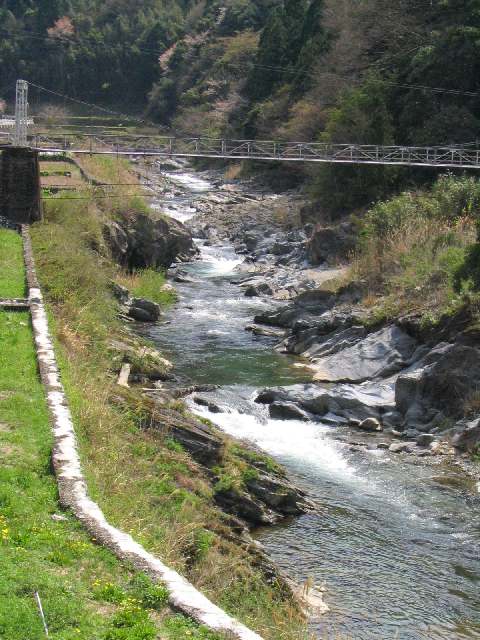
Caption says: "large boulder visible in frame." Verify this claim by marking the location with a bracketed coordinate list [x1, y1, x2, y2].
[307, 222, 356, 265]
[269, 402, 310, 421]
[451, 418, 480, 452]
[110, 339, 173, 381]
[148, 406, 224, 466]
[311, 325, 418, 383]
[214, 471, 312, 526]
[244, 472, 310, 515]
[256, 379, 396, 424]
[127, 298, 161, 323]
[288, 324, 367, 359]
[395, 343, 480, 427]
[104, 211, 198, 270]
[243, 279, 274, 298]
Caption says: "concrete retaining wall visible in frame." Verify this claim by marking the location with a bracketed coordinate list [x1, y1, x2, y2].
[0, 149, 42, 223]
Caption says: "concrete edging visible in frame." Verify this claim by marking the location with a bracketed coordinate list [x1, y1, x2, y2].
[21, 225, 264, 640]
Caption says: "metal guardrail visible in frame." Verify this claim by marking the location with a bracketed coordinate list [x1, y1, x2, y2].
[13, 133, 480, 169]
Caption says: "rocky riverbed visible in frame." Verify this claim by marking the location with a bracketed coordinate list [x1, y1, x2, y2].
[117, 160, 480, 638]
[168, 163, 480, 467]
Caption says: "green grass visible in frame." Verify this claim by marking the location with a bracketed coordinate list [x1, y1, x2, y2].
[0, 230, 26, 298]
[0, 230, 225, 640]
[116, 269, 177, 306]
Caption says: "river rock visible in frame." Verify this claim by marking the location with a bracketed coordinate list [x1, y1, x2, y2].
[193, 396, 224, 413]
[451, 418, 480, 452]
[245, 324, 286, 339]
[148, 405, 224, 465]
[244, 280, 274, 297]
[389, 442, 413, 454]
[110, 339, 173, 381]
[288, 325, 367, 360]
[269, 402, 310, 421]
[214, 488, 280, 526]
[110, 281, 130, 304]
[128, 298, 161, 323]
[395, 343, 480, 428]
[244, 472, 311, 515]
[358, 417, 383, 433]
[416, 433, 436, 448]
[104, 211, 197, 270]
[174, 271, 196, 284]
[256, 379, 396, 424]
[311, 326, 418, 383]
[307, 222, 356, 265]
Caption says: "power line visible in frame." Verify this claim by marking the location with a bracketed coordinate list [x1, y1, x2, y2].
[28, 81, 165, 131]
[40, 192, 195, 202]
[222, 61, 480, 98]
[42, 194, 175, 201]
[1, 26, 480, 100]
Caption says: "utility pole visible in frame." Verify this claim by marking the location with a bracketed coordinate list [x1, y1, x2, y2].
[0, 79, 42, 224]
[14, 79, 29, 147]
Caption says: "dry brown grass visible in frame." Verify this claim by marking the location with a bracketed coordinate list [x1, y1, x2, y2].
[351, 215, 476, 318]
[224, 163, 243, 181]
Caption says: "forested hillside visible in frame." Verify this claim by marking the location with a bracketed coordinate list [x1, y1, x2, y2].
[2, 0, 480, 207]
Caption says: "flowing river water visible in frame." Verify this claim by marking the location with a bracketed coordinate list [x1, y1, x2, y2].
[146, 168, 480, 640]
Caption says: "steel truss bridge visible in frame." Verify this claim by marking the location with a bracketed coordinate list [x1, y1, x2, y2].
[18, 133, 480, 170]
[2, 80, 480, 170]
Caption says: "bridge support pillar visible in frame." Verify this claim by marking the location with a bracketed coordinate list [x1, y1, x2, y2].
[0, 148, 42, 225]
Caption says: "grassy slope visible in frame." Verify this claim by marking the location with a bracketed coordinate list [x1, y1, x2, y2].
[0, 228, 223, 640]
[348, 175, 480, 325]
[29, 158, 308, 640]
[0, 231, 26, 297]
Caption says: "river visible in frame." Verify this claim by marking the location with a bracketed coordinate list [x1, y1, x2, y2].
[145, 167, 480, 640]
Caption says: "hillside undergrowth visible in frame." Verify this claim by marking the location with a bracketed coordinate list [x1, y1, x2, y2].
[351, 174, 480, 324]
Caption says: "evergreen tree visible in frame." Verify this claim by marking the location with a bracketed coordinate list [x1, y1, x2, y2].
[36, 0, 69, 31]
[294, 0, 330, 93]
[283, 0, 307, 63]
[245, 6, 288, 101]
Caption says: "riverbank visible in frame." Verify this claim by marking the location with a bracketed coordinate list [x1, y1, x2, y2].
[0, 227, 230, 640]
[147, 161, 480, 639]
[25, 155, 313, 639]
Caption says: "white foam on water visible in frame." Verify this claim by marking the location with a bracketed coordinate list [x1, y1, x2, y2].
[164, 172, 211, 193]
[199, 244, 243, 275]
[185, 309, 229, 321]
[190, 402, 355, 480]
[159, 201, 198, 223]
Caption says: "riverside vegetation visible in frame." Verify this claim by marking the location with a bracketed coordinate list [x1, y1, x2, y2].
[0, 154, 312, 639]
[0, 228, 226, 640]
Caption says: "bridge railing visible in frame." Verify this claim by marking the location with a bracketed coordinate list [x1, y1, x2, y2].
[16, 132, 480, 169]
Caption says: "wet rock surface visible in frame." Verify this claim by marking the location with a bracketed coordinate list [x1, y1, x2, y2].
[309, 326, 418, 383]
[104, 210, 198, 270]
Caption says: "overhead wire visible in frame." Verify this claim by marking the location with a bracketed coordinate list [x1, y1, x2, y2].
[27, 81, 166, 131]
[1, 25, 480, 100]
[40, 193, 194, 201]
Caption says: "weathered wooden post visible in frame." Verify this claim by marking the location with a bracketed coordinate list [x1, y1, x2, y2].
[0, 80, 42, 225]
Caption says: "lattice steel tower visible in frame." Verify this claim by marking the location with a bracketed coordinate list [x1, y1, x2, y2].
[14, 79, 29, 147]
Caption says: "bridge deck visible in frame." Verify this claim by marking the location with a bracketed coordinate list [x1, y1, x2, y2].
[2, 133, 480, 169]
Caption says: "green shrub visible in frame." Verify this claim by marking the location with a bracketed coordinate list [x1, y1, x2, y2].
[194, 529, 215, 560]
